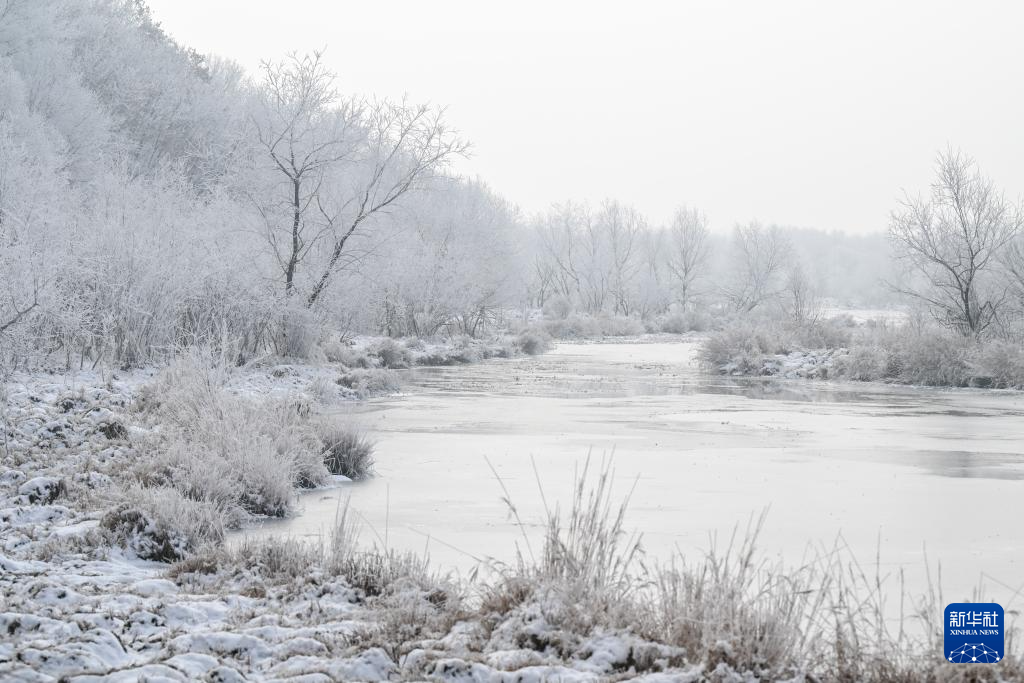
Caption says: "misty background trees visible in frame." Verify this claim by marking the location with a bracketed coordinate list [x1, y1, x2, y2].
[1, 0, 1021, 376]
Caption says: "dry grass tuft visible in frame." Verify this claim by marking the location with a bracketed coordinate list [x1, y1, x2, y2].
[316, 420, 375, 479]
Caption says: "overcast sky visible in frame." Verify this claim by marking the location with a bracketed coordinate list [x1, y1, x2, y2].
[146, 0, 1022, 234]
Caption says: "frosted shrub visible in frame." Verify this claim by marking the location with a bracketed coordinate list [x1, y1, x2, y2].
[543, 314, 599, 339]
[699, 322, 790, 372]
[316, 420, 376, 479]
[893, 331, 971, 387]
[489, 337, 518, 358]
[659, 309, 710, 334]
[542, 295, 573, 320]
[449, 338, 484, 363]
[793, 319, 853, 349]
[597, 315, 646, 337]
[516, 328, 553, 355]
[215, 537, 322, 581]
[235, 443, 296, 517]
[640, 523, 816, 677]
[481, 457, 642, 643]
[697, 317, 1024, 390]
[172, 277, 278, 365]
[275, 304, 324, 360]
[101, 486, 225, 562]
[834, 345, 888, 381]
[304, 376, 337, 405]
[542, 313, 645, 339]
[129, 352, 331, 525]
[968, 339, 1024, 388]
[323, 342, 375, 369]
[321, 339, 349, 363]
[337, 368, 402, 398]
[538, 460, 641, 603]
[372, 338, 412, 369]
[157, 446, 244, 523]
[333, 549, 434, 599]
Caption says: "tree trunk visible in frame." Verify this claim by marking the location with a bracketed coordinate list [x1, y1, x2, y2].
[284, 177, 301, 296]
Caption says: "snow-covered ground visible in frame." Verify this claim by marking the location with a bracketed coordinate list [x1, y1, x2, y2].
[1, 546, 708, 681]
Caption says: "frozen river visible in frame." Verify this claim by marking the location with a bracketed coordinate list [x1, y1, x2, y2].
[246, 339, 1024, 607]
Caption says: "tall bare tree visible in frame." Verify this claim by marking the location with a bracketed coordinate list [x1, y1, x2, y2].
[600, 200, 645, 316]
[254, 51, 467, 308]
[254, 52, 358, 297]
[304, 99, 468, 308]
[782, 258, 819, 325]
[723, 222, 790, 312]
[664, 205, 710, 309]
[536, 202, 586, 303]
[890, 149, 1023, 336]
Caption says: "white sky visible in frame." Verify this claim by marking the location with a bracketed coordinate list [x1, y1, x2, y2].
[146, 0, 1023, 234]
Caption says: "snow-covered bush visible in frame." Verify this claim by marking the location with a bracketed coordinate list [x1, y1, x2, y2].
[834, 345, 888, 382]
[638, 523, 816, 677]
[336, 369, 401, 398]
[889, 330, 972, 387]
[371, 339, 412, 369]
[658, 308, 711, 334]
[699, 314, 1024, 390]
[448, 336, 484, 364]
[542, 295, 573, 320]
[332, 549, 435, 600]
[479, 458, 642, 650]
[101, 487, 226, 562]
[969, 339, 1024, 388]
[322, 341, 375, 369]
[516, 329, 553, 356]
[793, 318, 854, 349]
[274, 304, 324, 361]
[699, 321, 789, 373]
[129, 352, 330, 522]
[540, 314, 645, 340]
[315, 421, 375, 479]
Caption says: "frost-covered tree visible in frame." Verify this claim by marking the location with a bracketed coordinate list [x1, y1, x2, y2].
[723, 222, 790, 312]
[69, 0, 248, 186]
[664, 206, 711, 309]
[369, 179, 522, 337]
[632, 230, 671, 319]
[253, 51, 468, 308]
[599, 201, 645, 317]
[253, 52, 359, 299]
[531, 201, 652, 317]
[535, 202, 587, 307]
[782, 258, 819, 325]
[890, 150, 1023, 336]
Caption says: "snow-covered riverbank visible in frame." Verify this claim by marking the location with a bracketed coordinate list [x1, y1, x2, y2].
[4, 339, 1023, 681]
[0, 339, 710, 682]
[0, 365, 722, 682]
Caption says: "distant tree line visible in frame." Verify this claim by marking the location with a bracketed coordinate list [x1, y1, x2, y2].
[1, 1, 1019, 374]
